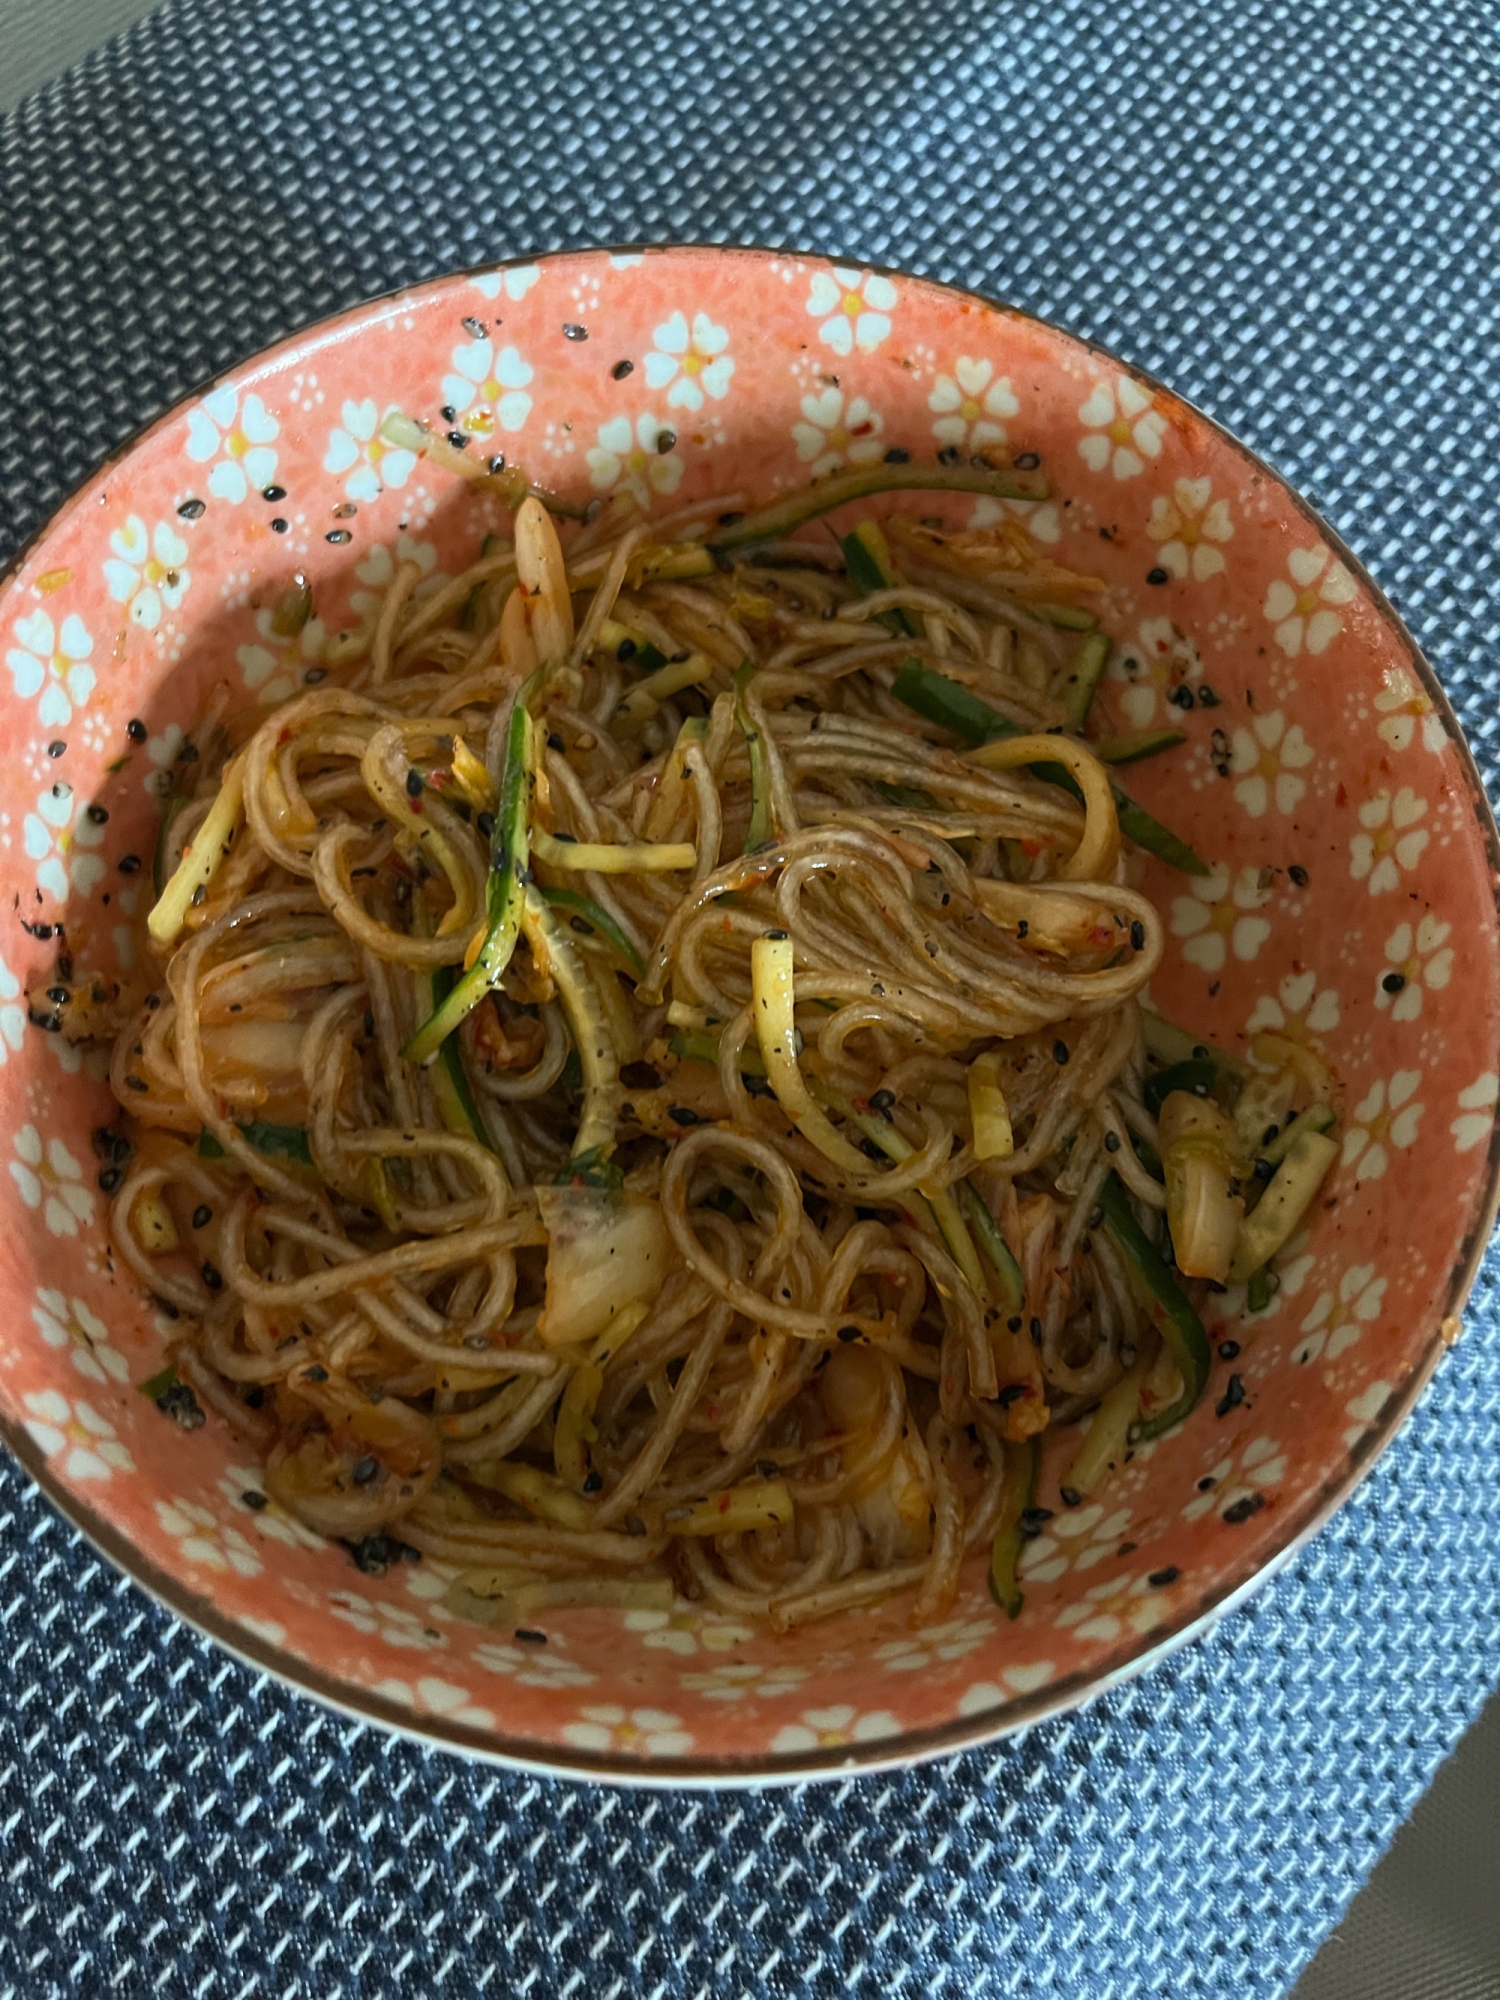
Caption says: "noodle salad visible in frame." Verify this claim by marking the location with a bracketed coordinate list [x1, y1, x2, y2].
[46, 440, 1341, 1633]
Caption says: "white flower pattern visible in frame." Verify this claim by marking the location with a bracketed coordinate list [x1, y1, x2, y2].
[326, 1590, 445, 1651]
[561, 1705, 694, 1758]
[678, 1660, 811, 1703]
[0, 957, 26, 1063]
[1373, 665, 1445, 754]
[6, 609, 95, 729]
[22, 1390, 133, 1482]
[1183, 1437, 1287, 1523]
[10, 1125, 93, 1237]
[1294, 1265, 1386, 1366]
[32, 1288, 127, 1385]
[1146, 478, 1233, 580]
[1020, 1502, 1135, 1584]
[1341, 1070, 1424, 1182]
[1263, 544, 1355, 657]
[373, 1675, 494, 1731]
[1452, 1073, 1498, 1154]
[1228, 709, 1314, 819]
[1376, 917, 1452, 1021]
[1246, 969, 1341, 1040]
[769, 1704, 901, 1755]
[1171, 864, 1274, 972]
[1349, 788, 1429, 895]
[1053, 1572, 1173, 1643]
[585, 413, 685, 506]
[103, 517, 190, 630]
[183, 385, 280, 503]
[25, 778, 108, 900]
[643, 311, 734, 411]
[805, 267, 897, 356]
[791, 387, 885, 477]
[474, 1638, 595, 1690]
[1077, 376, 1166, 479]
[927, 358, 1018, 453]
[155, 1498, 263, 1577]
[323, 400, 417, 503]
[1108, 616, 1201, 729]
[441, 338, 534, 437]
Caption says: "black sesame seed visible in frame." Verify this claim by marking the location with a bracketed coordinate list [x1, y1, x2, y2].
[1053, 1040, 1070, 1065]
[1382, 971, 1407, 993]
[1148, 1566, 1180, 1587]
[46, 985, 69, 1005]
[869, 1089, 896, 1114]
[351, 1456, 381, 1486]
[668, 1105, 703, 1127]
[117, 853, 141, 875]
[582, 1471, 604, 1493]
[446, 431, 470, 452]
[1030, 1317, 1043, 1344]
[1223, 1494, 1265, 1525]
[1215, 1373, 1246, 1417]
[611, 359, 634, 379]
[1130, 920, 1145, 951]
[1288, 865, 1309, 888]
[1020, 1506, 1054, 1528]
[1218, 1340, 1241, 1360]
[655, 429, 676, 454]
[514, 1628, 548, 1644]
[937, 446, 963, 466]
[98, 1167, 121, 1193]
[476, 811, 496, 840]
[1147, 567, 1170, 586]
[1059, 1486, 1083, 1508]
[883, 447, 911, 464]
[125, 719, 149, 746]
[86, 803, 108, 826]
[439, 405, 457, 423]
[487, 454, 507, 475]
[1198, 685, 1221, 707]
[1167, 684, 1194, 709]
[178, 741, 199, 763]
[47, 741, 65, 759]
[326, 529, 352, 545]
[1013, 451, 1041, 470]
[123, 1073, 148, 1089]
[201, 1261, 223, 1291]
[1104, 1131, 1121, 1153]
[562, 323, 588, 341]
[303, 1365, 328, 1383]
[177, 497, 206, 520]
[190, 885, 206, 907]
[303, 667, 327, 686]
[837, 1324, 861, 1343]
[270, 518, 289, 534]
[261, 484, 287, 503]
[1006, 1315, 1023, 1333]
[1197, 1475, 1217, 1492]
[757, 1459, 779, 1478]
[1252, 1157, 1275, 1183]
[157, 1383, 204, 1430]
[548, 731, 566, 752]
[191, 1205, 212, 1230]
[242, 1490, 268, 1512]
[405, 768, 424, 797]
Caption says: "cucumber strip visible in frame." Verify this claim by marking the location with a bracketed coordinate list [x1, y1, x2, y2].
[1246, 1266, 1274, 1313]
[1257, 1102, 1335, 1169]
[614, 651, 714, 724]
[138, 1362, 179, 1401]
[1062, 631, 1111, 729]
[1065, 1346, 1152, 1497]
[708, 461, 1050, 551]
[147, 752, 246, 944]
[523, 886, 620, 1160]
[541, 886, 645, 977]
[532, 828, 696, 874]
[752, 934, 870, 1175]
[198, 1120, 313, 1166]
[668, 1026, 767, 1076]
[733, 659, 774, 850]
[890, 659, 1209, 876]
[1035, 602, 1098, 632]
[1143, 1057, 1221, 1118]
[596, 617, 667, 674]
[1228, 1129, 1340, 1284]
[1092, 728, 1188, 765]
[957, 1179, 1024, 1310]
[1097, 1174, 1211, 1439]
[403, 695, 534, 1064]
[1141, 1011, 1252, 1080]
[425, 964, 497, 1151]
[988, 1435, 1038, 1619]
[840, 521, 917, 636]
[834, 1093, 987, 1293]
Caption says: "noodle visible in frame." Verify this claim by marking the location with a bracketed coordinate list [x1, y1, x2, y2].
[62, 457, 1339, 1629]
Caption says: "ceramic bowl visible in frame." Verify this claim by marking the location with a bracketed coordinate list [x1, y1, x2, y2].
[0, 246, 1496, 1784]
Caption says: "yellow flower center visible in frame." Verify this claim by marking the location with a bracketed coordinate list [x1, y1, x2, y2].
[482, 376, 502, 400]
[1295, 587, 1319, 616]
[1209, 900, 1239, 935]
[369, 437, 387, 467]
[960, 396, 981, 422]
[627, 448, 651, 474]
[1254, 743, 1281, 781]
[1177, 515, 1201, 545]
[1108, 417, 1133, 445]
[826, 426, 849, 451]
[681, 352, 703, 375]
[842, 292, 863, 316]
[227, 429, 248, 459]
[1372, 824, 1396, 857]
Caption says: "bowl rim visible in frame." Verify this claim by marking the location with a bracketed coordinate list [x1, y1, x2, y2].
[1, 239, 1496, 1790]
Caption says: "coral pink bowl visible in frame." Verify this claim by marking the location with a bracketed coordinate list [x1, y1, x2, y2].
[1, 246, 1497, 1785]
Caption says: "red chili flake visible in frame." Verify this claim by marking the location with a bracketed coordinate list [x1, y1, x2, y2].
[1335, 783, 1348, 806]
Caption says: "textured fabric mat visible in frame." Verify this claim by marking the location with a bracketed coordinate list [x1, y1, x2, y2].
[2, 2, 1499, 1994]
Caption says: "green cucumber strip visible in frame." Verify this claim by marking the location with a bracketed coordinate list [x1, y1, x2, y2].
[1035, 602, 1098, 632]
[403, 693, 534, 1063]
[1096, 1174, 1211, 1440]
[1257, 1102, 1335, 1169]
[198, 1121, 313, 1165]
[840, 522, 917, 636]
[891, 659, 1209, 876]
[138, 1362, 178, 1400]
[1143, 1058, 1222, 1119]
[988, 1435, 1038, 1619]
[708, 462, 1050, 551]
[1063, 631, 1111, 729]
[958, 1179, 1025, 1310]
[1092, 729, 1187, 765]
[541, 886, 646, 977]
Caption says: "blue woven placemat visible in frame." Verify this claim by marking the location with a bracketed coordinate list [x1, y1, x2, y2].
[3, 2, 1499, 1994]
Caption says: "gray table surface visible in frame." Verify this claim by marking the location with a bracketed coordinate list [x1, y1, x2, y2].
[4, 5, 1498, 1999]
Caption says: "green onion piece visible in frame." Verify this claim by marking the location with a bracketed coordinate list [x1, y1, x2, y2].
[988, 1435, 1038, 1619]
[709, 461, 1050, 551]
[1257, 1102, 1335, 1169]
[1228, 1129, 1340, 1285]
[1097, 1174, 1211, 1439]
[1035, 601, 1098, 632]
[668, 1027, 766, 1076]
[403, 694, 534, 1064]
[197, 1121, 313, 1166]
[1063, 631, 1110, 729]
[891, 659, 1209, 876]
[541, 886, 645, 977]
[840, 521, 917, 636]
[1091, 729, 1188, 765]
[1141, 1011, 1251, 1080]
[138, 1362, 178, 1401]
[425, 962, 496, 1151]
[1246, 1266, 1273, 1312]
[957, 1180, 1024, 1310]
[1143, 1057, 1222, 1119]
[734, 659, 774, 850]
[554, 1147, 626, 1191]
